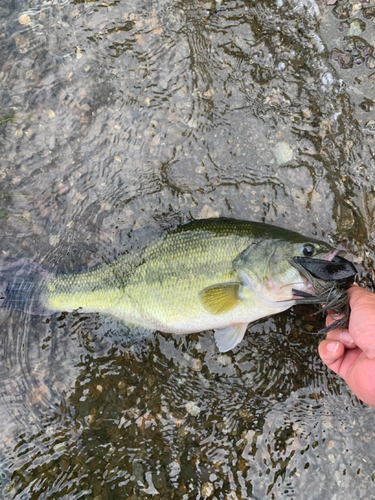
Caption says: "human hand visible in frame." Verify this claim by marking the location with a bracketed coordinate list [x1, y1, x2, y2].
[318, 285, 375, 406]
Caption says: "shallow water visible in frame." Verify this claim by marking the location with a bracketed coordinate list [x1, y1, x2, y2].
[1, 0, 375, 498]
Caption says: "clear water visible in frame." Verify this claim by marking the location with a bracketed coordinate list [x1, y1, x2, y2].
[1, 0, 375, 498]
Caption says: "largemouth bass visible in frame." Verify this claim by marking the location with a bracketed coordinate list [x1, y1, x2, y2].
[0, 218, 351, 352]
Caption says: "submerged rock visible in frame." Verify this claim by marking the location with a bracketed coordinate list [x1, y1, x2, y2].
[274, 142, 293, 165]
[343, 36, 373, 57]
[349, 19, 366, 35]
[364, 120, 375, 132]
[333, 3, 351, 19]
[331, 48, 353, 69]
[363, 6, 375, 19]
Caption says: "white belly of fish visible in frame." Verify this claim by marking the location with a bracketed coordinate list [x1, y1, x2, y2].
[105, 295, 294, 352]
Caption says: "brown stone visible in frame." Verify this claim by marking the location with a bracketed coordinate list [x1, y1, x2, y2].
[333, 3, 350, 18]
[362, 45, 373, 57]
[331, 48, 353, 69]
[363, 6, 375, 18]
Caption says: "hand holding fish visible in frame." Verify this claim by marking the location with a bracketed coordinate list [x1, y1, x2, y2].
[319, 286, 375, 407]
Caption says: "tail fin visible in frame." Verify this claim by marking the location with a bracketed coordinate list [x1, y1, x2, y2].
[0, 258, 53, 316]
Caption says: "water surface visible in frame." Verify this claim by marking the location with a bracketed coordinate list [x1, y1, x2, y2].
[1, 0, 375, 498]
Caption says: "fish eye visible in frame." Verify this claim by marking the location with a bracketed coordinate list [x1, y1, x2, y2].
[302, 244, 315, 257]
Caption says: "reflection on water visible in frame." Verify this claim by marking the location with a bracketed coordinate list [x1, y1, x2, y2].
[1, 0, 375, 497]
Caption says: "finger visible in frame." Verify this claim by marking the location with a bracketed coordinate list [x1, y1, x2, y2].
[346, 286, 375, 359]
[348, 285, 375, 307]
[319, 340, 363, 379]
[318, 340, 346, 375]
[336, 347, 363, 381]
[326, 328, 357, 349]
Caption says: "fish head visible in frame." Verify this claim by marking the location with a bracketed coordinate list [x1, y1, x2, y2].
[236, 233, 339, 303]
[266, 237, 339, 300]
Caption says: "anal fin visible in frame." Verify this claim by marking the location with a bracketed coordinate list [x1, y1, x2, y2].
[214, 323, 248, 352]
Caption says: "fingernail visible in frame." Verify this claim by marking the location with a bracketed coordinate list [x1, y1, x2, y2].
[326, 342, 340, 353]
[340, 331, 354, 344]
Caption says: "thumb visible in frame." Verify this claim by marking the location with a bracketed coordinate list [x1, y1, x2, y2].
[318, 340, 346, 376]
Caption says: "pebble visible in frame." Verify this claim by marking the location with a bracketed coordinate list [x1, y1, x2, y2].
[352, 3, 362, 14]
[217, 355, 232, 366]
[29, 384, 51, 405]
[49, 135, 56, 150]
[333, 3, 350, 19]
[49, 234, 60, 247]
[349, 19, 366, 35]
[185, 401, 200, 417]
[365, 120, 375, 131]
[331, 49, 353, 69]
[26, 70, 37, 80]
[191, 358, 202, 371]
[328, 454, 336, 463]
[19, 14, 31, 25]
[363, 6, 375, 19]
[322, 72, 334, 85]
[135, 412, 156, 431]
[362, 45, 373, 58]
[273, 142, 293, 165]
[338, 206, 355, 230]
[197, 205, 220, 219]
[201, 481, 214, 498]
[226, 493, 238, 500]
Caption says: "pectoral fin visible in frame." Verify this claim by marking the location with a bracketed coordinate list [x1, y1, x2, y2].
[200, 283, 242, 315]
[214, 323, 248, 352]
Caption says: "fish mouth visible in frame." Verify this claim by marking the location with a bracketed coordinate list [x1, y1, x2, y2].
[289, 253, 357, 334]
[324, 248, 346, 261]
[324, 249, 339, 261]
[291, 249, 350, 299]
